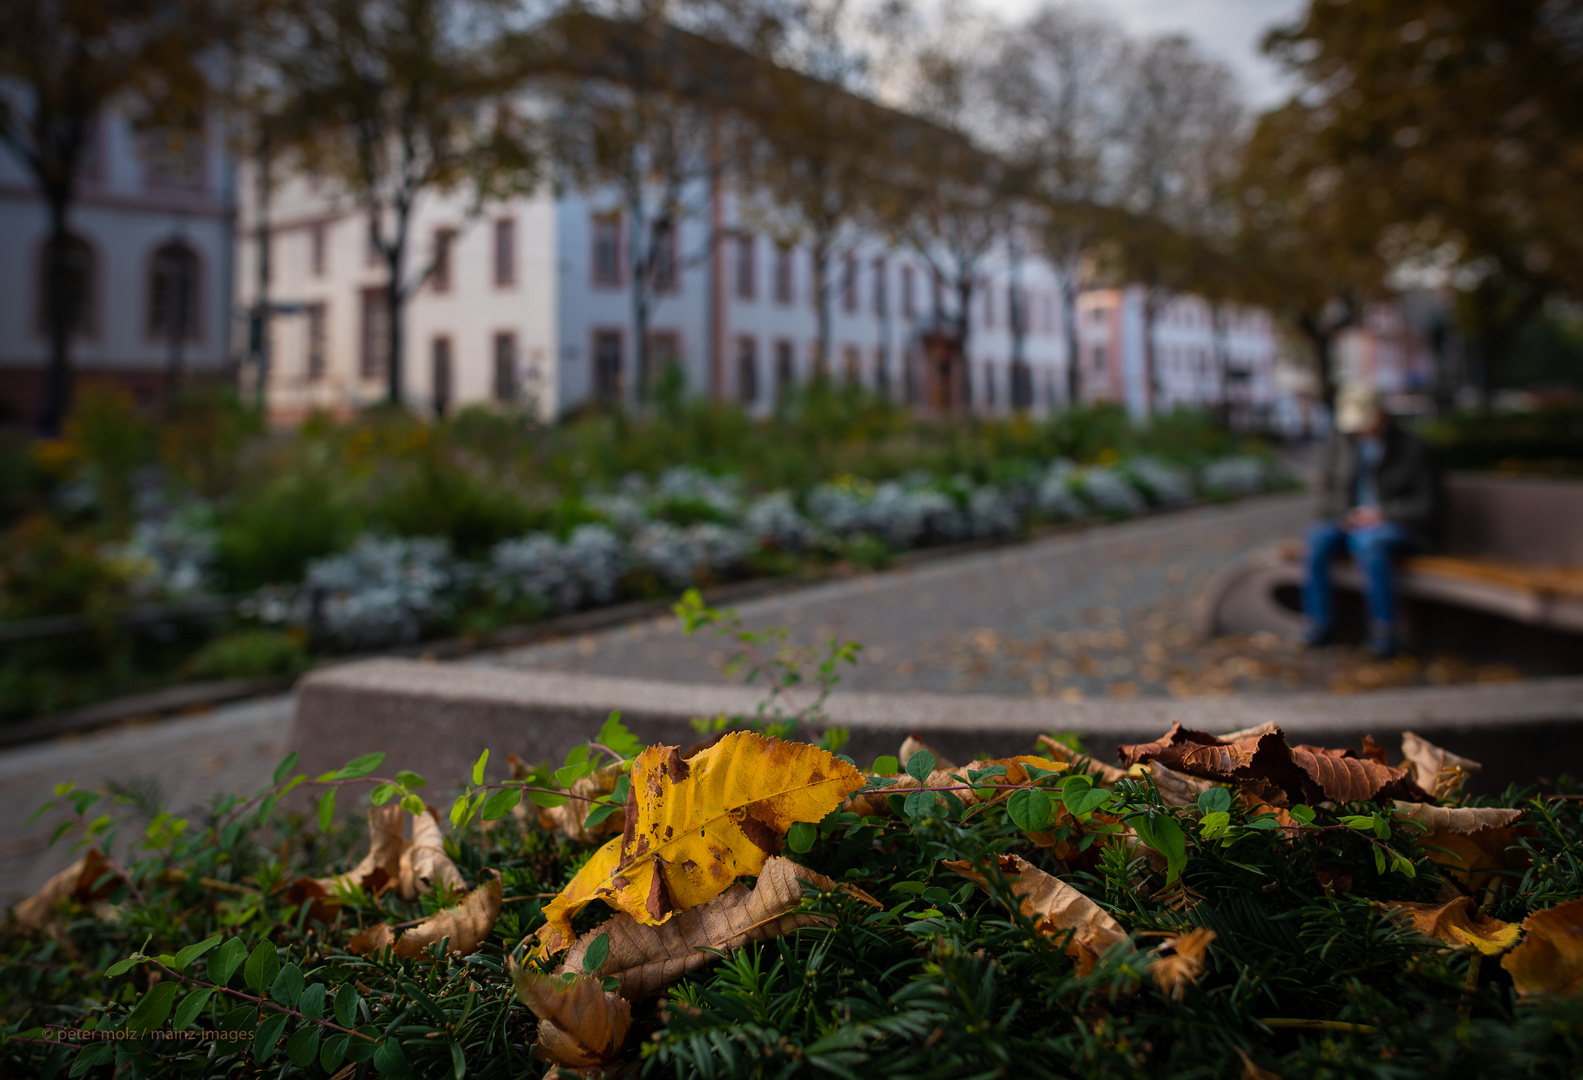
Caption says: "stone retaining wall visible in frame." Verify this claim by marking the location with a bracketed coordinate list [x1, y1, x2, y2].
[290, 659, 1583, 795]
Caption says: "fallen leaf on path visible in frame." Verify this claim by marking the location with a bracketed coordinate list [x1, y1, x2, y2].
[535, 732, 863, 955]
[560, 857, 856, 999]
[1148, 762, 1217, 807]
[898, 734, 956, 771]
[1420, 827, 1530, 894]
[944, 854, 1130, 975]
[348, 871, 502, 959]
[1151, 927, 1216, 1000]
[323, 804, 405, 895]
[1393, 802, 1522, 835]
[399, 806, 466, 900]
[13, 849, 110, 928]
[512, 968, 632, 1073]
[1501, 899, 1583, 997]
[1382, 896, 1519, 955]
[1401, 731, 1481, 798]
[1118, 723, 1429, 807]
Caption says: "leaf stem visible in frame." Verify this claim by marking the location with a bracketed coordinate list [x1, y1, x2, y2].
[147, 959, 377, 1042]
[1258, 1018, 1378, 1034]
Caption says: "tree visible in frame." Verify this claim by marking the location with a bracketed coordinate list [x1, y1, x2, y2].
[0, 0, 227, 433]
[266, 0, 537, 407]
[1107, 33, 1243, 419]
[986, 1, 1129, 408]
[1265, 0, 1583, 405]
[542, 9, 726, 405]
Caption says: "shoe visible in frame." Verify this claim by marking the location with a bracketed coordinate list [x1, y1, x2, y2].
[1367, 622, 1397, 659]
[1303, 626, 1334, 649]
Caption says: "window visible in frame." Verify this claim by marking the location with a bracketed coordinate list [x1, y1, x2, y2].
[592, 214, 621, 287]
[38, 235, 96, 338]
[494, 218, 515, 287]
[651, 221, 677, 293]
[735, 234, 755, 300]
[361, 287, 389, 379]
[594, 330, 623, 403]
[901, 264, 915, 318]
[149, 241, 199, 342]
[842, 345, 860, 385]
[841, 253, 858, 313]
[1091, 344, 1106, 372]
[432, 336, 453, 417]
[872, 257, 887, 317]
[774, 244, 794, 304]
[311, 225, 326, 277]
[493, 332, 518, 401]
[430, 228, 456, 293]
[143, 128, 204, 189]
[736, 336, 758, 403]
[775, 340, 796, 398]
[306, 303, 327, 381]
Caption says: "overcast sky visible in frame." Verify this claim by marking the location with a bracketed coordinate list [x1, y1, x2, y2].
[980, 0, 1310, 107]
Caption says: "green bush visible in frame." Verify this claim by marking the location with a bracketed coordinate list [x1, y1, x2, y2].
[1422, 406, 1583, 474]
[182, 629, 310, 682]
[215, 472, 361, 590]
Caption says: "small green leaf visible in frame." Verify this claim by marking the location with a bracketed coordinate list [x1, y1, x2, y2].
[529, 789, 569, 808]
[69, 1041, 114, 1076]
[244, 941, 280, 994]
[1392, 853, 1417, 878]
[298, 982, 326, 1021]
[400, 793, 425, 816]
[582, 932, 611, 973]
[1290, 804, 1316, 825]
[903, 789, 935, 821]
[905, 751, 936, 784]
[333, 983, 360, 1028]
[321, 1033, 350, 1073]
[318, 789, 337, 833]
[370, 784, 397, 806]
[583, 800, 620, 830]
[273, 751, 300, 786]
[1133, 812, 1188, 884]
[253, 1011, 288, 1062]
[871, 755, 899, 776]
[597, 712, 643, 759]
[563, 745, 590, 768]
[1006, 787, 1053, 833]
[207, 937, 246, 987]
[472, 749, 489, 786]
[26, 801, 56, 826]
[172, 988, 213, 1030]
[125, 981, 178, 1034]
[450, 794, 473, 828]
[105, 955, 143, 979]
[395, 770, 427, 789]
[1022, 763, 1063, 783]
[554, 761, 595, 788]
[1200, 811, 1232, 839]
[373, 1035, 408, 1075]
[966, 765, 1009, 784]
[450, 1040, 468, 1080]
[1063, 784, 1111, 818]
[272, 963, 305, 1007]
[1373, 845, 1388, 874]
[889, 880, 927, 895]
[787, 821, 817, 853]
[171, 934, 223, 974]
[286, 1024, 322, 1068]
[480, 787, 522, 822]
[336, 752, 386, 780]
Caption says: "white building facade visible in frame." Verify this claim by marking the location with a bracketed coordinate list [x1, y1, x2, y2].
[0, 110, 237, 421]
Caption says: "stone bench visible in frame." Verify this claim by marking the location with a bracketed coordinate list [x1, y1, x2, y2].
[1197, 474, 1583, 645]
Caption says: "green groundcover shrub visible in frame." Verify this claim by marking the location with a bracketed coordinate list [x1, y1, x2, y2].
[3, 596, 1580, 1079]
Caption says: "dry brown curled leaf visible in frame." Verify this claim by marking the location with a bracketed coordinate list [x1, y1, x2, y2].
[1151, 927, 1216, 1000]
[537, 762, 627, 843]
[13, 849, 111, 928]
[1501, 899, 1583, 998]
[559, 856, 849, 999]
[1118, 723, 1429, 807]
[347, 871, 502, 959]
[1420, 826, 1531, 895]
[944, 854, 1130, 975]
[511, 968, 633, 1074]
[1392, 801, 1522, 835]
[1401, 731, 1481, 798]
[1147, 762, 1218, 807]
[1381, 896, 1520, 955]
[399, 805, 466, 901]
[898, 734, 956, 772]
[285, 804, 409, 921]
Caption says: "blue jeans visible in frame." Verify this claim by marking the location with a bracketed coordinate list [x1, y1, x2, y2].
[1302, 520, 1411, 639]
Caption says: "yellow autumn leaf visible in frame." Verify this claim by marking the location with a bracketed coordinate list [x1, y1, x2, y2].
[1382, 896, 1520, 955]
[535, 732, 863, 955]
[1501, 899, 1583, 998]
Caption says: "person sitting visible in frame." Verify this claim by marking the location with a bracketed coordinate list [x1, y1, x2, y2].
[1304, 383, 1440, 658]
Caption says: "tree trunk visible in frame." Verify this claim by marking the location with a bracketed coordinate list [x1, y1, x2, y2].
[384, 204, 409, 407]
[1061, 272, 1081, 408]
[253, 142, 273, 413]
[1210, 303, 1231, 428]
[811, 231, 831, 379]
[956, 276, 973, 410]
[39, 191, 75, 435]
[1140, 288, 1160, 421]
